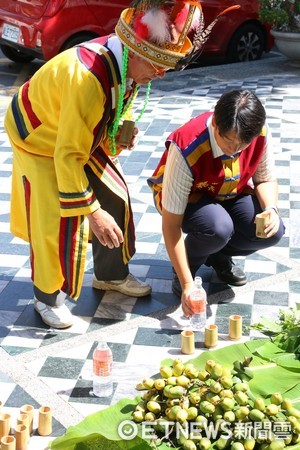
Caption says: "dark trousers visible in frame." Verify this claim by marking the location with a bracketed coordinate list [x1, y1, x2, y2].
[182, 194, 285, 276]
[85, 165, 129, 281]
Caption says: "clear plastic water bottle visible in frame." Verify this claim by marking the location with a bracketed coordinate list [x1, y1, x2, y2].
[189, 276, 207, 330]
[92, 340, 113, 397]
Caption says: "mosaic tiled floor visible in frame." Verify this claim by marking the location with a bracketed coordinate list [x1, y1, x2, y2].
[0, 50, 300, 449]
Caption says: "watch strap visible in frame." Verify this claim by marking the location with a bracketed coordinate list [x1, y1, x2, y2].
[264, 205, 279, 216]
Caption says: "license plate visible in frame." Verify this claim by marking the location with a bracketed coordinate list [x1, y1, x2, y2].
[2, 23, 19, 43]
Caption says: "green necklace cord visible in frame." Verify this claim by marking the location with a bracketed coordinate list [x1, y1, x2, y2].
[108, 46, 151, 155]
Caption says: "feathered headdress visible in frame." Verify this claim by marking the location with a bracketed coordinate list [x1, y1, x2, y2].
[115, 0, 240, 70]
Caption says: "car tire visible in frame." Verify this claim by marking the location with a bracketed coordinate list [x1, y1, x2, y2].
[61, 33, 98, 52]
[227, 23, 265, 63]
[0, 44, 35, 63]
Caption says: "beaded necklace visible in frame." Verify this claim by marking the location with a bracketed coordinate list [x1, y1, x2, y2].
[108, 46, 151, 155]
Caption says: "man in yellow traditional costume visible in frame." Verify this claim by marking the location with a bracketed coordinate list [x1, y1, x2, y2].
[4, 0, 238, 329]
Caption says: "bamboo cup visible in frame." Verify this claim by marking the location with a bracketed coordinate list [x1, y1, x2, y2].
[0, 435, 16, 450]
[229, 315, 243, 340]
[255, 212, 269, 238]
[14, 425, 27, 450]
[181, 330, 195, 355]
[118, 120, 135, 147]
[0, 414, 11, 440]
[19, 406, 34, 435]
[38, 406, 52, 436]
[204, 324, 218, 348]
[16, 415, 29, 442]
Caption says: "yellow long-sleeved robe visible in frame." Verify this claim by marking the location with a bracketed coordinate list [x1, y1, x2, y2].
[5, 39, 134, 299]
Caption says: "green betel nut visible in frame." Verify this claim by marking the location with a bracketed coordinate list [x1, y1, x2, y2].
[235, 406, 249, 420]
[249, 408, 265, 421]
[182, 440, 197, 450]
[265, 404, 279, 416]
[220, 398, 235, 411]
[163, 384, 185, 399]
[268, 440, 285, 450]
[210, 363, 223, 379]
[254, 398, 265, 411]
[146, 400, 161, 414]
[199, 437, 212, 450]
[234, 391, 249, 406]
[200, 400, 216, 414]
[231, 442, 245, 450]
[167, 405, 182, 420]
[159, 365, 173, 379]
[220, 376, 233, 389]
[216, 437, 230, 449]
[205, 360, 216, 373]
[244, 438, 256, 450]
[270, 392, 283, 405]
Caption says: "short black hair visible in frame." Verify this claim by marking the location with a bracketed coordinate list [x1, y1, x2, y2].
[213, 90, 266, 144]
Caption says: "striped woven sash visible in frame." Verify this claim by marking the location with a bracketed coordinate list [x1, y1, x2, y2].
[87, 148, 136, 264]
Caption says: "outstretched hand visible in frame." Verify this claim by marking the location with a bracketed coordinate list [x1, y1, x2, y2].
[87, 208, 124, 249]
[181, 291, 194, 318]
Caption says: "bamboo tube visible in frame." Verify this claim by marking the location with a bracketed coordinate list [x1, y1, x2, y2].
[14, 425, 27, 450]
[38, 406, 52, 436]
[0, 414, 11, 441]
[229, 314, 243, 340]
[118, 120, 135, 147]
[204, 324, 218, 348]
[0, 435, 16, 450]
[16, 415, 29, 442]
[19, 406, 34, 435]
[255, 212, 269, 238]
[181, 330, 195, 355]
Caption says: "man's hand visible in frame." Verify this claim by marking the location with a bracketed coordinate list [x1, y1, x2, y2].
[87, 208, 124, 249]
[127, 126, 139, 150]
[255, 208, 280, 238]
[117, 124, 139, 151]
[181, 291, 194, 318]
[263, 208, 280, 237]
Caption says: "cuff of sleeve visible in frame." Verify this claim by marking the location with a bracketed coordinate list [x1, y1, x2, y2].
[60, 199, 100, 218]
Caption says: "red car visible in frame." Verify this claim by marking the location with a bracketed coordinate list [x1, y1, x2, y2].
[0, 0, 273, 64]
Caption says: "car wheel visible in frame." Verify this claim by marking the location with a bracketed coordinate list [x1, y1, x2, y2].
[61, 33, 98, 52]
[0, 44, 35, 63]
[227, 24, 265, 63]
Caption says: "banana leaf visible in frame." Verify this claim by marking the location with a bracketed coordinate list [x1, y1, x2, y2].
[50, 339, 300, 450]
[253, 340, 300, 369]
[49, 398, 151, 450]
[184, 340, 300, 407]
